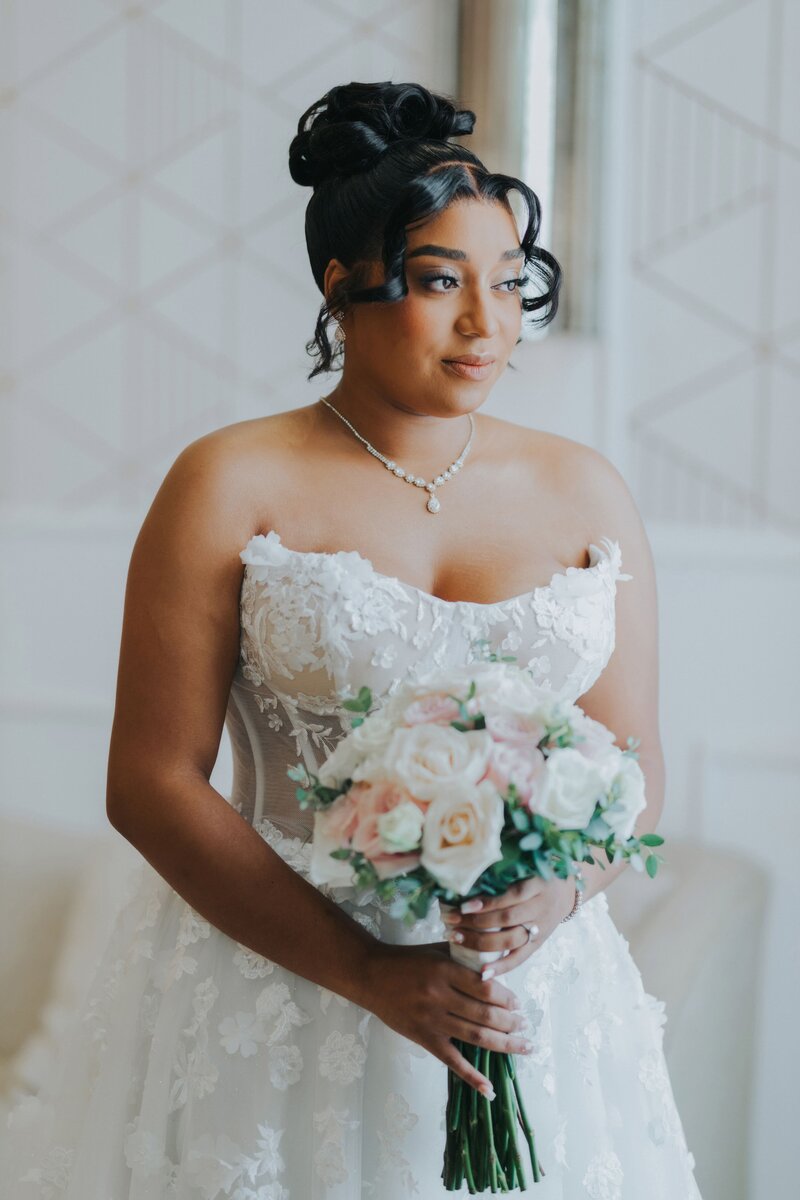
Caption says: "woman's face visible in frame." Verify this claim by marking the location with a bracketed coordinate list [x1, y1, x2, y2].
[325, 198, 525, 413]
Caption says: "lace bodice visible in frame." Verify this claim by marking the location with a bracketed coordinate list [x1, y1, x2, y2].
[225, 531, 633, 841]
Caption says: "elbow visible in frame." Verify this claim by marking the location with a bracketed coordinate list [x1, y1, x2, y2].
[105, 767, 145, 839]
[106, 786, 134, 838]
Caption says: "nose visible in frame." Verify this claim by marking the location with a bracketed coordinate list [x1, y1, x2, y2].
[455, 286, 501, 339]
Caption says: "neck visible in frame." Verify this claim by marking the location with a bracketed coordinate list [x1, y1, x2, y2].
[316, 384, 477, 472]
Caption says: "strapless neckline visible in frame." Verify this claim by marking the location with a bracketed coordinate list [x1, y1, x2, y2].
[240, 530, 623, 611]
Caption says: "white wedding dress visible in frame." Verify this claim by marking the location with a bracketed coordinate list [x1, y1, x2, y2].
[2, 530, 703, 1199]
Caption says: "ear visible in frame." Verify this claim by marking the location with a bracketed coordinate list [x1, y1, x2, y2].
[323, 257, 348, 305]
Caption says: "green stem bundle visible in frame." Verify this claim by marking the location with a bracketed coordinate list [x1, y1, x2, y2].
[441, 1042, 546, 1192]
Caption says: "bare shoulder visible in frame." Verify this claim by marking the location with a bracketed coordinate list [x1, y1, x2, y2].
[132, 414, 287, 578]
[161, 408, 309, 538]
[178, 408, 307, 476]
[509, 421, 651, 569]
[551, 435, 643, 538]
[559, 436, 653, 580]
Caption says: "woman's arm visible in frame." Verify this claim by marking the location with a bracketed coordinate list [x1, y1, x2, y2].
[570, 442, 666, 905]
[105, 430, 377, 1006]
[107, 429, 525, 1096]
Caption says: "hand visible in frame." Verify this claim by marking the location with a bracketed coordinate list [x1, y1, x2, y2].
[359, 941, 534, 1096]
[440, 875, 577, 977]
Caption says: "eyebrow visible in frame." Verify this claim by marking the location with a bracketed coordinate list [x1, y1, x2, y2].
[406, 244, 525, 262]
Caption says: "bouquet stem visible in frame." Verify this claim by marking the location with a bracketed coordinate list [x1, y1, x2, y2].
[442, 935, 546, 1191]
[441, 1040, 546, 1191]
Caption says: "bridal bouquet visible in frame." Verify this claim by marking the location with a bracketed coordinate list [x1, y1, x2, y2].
[287, 654, 664, 1193]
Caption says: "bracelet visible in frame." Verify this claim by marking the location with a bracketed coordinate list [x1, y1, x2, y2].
[560, 866, 585, 923]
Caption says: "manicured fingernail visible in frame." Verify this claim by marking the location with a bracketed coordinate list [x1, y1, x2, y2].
[461, 899, 483, 913]
[482, 1085, 496, 1101]
[481, 966, 495, 980]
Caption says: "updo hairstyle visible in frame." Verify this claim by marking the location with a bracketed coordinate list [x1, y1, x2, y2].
[288, 80, 562, 379]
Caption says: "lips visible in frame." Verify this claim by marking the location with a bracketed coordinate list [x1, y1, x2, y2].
[443, 356, 495, 365]
[443, 358, 495, 381]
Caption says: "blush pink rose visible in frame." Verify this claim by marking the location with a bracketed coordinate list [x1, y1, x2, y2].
[348, 780, 425, 877]
[484, 711, 547, 746]
[321, 790, 362, 844]
[484, 743, 547, 808]
[372, 850, 422, 880]
[402, 693, 463, 725]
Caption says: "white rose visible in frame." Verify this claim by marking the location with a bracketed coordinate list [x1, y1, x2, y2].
[391, 662, 530, 713]
[590, 744, 626, 792]
[375, 671, 474, 728]
[449, 662, 549, 719]
[480, 671, 553, 716]
[536, 748, 606, 829]
[412, 661, 507, 693]
[601, 755, 647, 840]
[377, 801, 425, 853]
[317, 711, 395, 787]
[377, 724, 494, 802]
[420, 779, 505, 894]
[575, 713, 617, 750]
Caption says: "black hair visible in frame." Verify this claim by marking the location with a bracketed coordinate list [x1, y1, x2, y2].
[288, 80, 562, 380]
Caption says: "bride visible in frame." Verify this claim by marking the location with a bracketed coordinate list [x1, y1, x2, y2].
[2, 81, 702, 1198]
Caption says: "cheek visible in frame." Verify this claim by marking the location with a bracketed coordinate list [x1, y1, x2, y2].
[393, 297, 445, 345]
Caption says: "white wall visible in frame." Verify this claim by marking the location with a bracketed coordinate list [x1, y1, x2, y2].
[603, 3, 800, 1196]
[1, 2, 798, 1196]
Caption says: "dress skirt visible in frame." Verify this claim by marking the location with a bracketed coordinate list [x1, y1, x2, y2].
[1, 814, 702, 1199]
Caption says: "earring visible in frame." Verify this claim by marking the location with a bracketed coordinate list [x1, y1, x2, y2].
[332, 310, 346, 344]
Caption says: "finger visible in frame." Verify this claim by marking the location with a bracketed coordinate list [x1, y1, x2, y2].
[457, 878, 542, 915]
[433, 1037, 495, 1098]
[455, 897, 543, 931]
[448, 962, 520, 1012]
[447, 923, 531, 954]
[444, 1013, 534, 1058]
[448, 995, 523, 1037]
[482, 937, 538, 977]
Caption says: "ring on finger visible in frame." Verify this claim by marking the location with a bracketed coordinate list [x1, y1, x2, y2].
[522, 922, 540, 944]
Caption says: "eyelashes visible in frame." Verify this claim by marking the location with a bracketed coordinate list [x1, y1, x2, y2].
[420, 273, 524, 294]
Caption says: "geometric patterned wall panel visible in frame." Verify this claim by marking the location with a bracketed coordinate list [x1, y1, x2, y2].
[0, 0, 460, 512]
[627, 0, 800, 536]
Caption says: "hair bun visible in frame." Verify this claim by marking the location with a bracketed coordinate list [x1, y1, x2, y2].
[289, 81, 475, 189]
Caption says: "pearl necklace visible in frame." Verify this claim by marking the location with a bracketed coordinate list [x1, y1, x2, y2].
[319, 397, 475, 514]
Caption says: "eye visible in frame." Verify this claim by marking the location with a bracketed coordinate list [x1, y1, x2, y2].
[421, 273, 524, 293]
[421, 273, 459, 292]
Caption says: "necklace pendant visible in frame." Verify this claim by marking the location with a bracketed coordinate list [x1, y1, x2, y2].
[426, 494, 441, 514]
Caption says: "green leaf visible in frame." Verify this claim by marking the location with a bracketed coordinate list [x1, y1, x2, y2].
[518, 831, 543, 851]
[286, 764, 310, 783]
[645, 853, 659, 878]
[341, 686, 373, 712]
[510, 807, 531, 832]
[639, 833, 665, 847]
